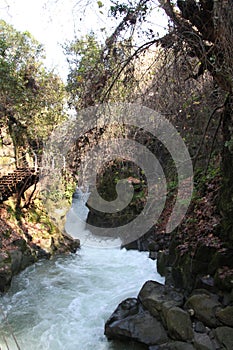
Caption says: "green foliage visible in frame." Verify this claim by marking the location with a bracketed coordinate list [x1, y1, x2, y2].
[109, 1, 149, 22]
[96, 158, 147, 209]
[97, 1, 104, 8]
[65, 31, 136, 109]
[0, 20, 68, 160]
[62, 172, 77, 203]
[65, 32, 105, 108]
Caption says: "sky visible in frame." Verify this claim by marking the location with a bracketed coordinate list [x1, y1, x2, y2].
[0, 0, 168, 81]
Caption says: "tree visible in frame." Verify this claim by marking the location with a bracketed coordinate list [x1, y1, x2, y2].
[89, 0, 233, 245]
[65, 32, 106, 108]
[0, 20, 68, 166]
[156, 0, 233, 244]
[64, 0, 233, 245]
[65, 31, 136, 109]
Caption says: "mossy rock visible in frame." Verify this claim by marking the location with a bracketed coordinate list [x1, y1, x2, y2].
[165, 307, 194, 341]
[193, 332, 214, 350]
[172, 262, 195, 292]
[149, 341, 195, 350]
[0, 264, 12, 292]
[208, 249, 233, 275]
[184, 293, 221, 328]
[194, 245, 218, 264]
[215, 326, 233, 350]
[214, 268, 233, 292]
[216, 306, 233, 327]
[157, 250, 170, 276]
[138, 281, 184, 317]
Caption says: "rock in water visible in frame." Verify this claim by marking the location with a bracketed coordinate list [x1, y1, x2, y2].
[138, 280, 184, 316]
[104, 298, 168, 346]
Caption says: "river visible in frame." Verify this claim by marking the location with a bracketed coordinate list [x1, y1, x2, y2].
[0, 189, 164, 349]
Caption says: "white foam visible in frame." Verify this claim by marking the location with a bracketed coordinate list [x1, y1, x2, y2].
[0, 248, 164, 350]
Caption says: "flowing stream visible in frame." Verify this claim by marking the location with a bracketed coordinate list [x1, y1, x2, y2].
[0, 189, 164, 350]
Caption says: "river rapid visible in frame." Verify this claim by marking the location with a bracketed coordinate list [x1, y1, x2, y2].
[0, 247, 164, 350]
[0, 189, 164, 349]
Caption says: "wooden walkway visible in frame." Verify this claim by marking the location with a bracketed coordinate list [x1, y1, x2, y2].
[0, 168, 39, 203]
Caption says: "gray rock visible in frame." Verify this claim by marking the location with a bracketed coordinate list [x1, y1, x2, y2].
[12, 238, 27, 250]
[148, 242, 160, 252]
[194, 332, 215, 350]
[215, 326, 233, 350]
[195, 276, 217, 294]
[157, 250, 169, 276]
[0, 263, 12, 292]
[138, 281, 184, 317]
[184, 293, 222, 328]
[215, 306, 233, 327]
[149, 341, 195, 349]
[222, 291, 233, 306]
[9, 249, 23, 274]
[106, 298, 139, 321]
[149, 251, 158, 260]
[195, 321, 207, 333]
[21, 252, 36, 270]
[165, 307, 194, 341]
[105, 298, 168, 346]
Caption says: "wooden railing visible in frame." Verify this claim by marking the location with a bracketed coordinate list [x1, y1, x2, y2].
[0, 151, 69, 202]
[0, 167, 39, 203]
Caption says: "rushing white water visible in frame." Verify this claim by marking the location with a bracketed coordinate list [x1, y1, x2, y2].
[0, 189, 164, 349]
[64, 187, 122, 248]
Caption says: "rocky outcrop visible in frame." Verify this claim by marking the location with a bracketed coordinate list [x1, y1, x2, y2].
[105, 281, 233, 349]
[0, 238, 37, 292]
[105, 298, 168, 346]
[0, 205, 80, 293]
[0, 234, 80, 293]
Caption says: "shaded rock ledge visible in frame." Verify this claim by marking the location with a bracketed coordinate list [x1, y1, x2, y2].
[105, 280, 233, 349]
[0, 210, 80, 293]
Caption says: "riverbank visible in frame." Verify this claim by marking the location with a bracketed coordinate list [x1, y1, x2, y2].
[0, 200, 80, 293]
[104, 173, 233, 349]
[105, 279, 233, 349]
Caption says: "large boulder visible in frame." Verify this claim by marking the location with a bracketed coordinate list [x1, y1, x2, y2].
[193, 332, 215, 350]
[138, 281, 184, 317]
[165, 307, 194, 341]
[10, 238, 37, 273]
[9, 249, 23, 274]
[215, 306, 233, 327]
[157, 250, 170, 276]
[149, 341, 195, 349]
[184, 292, 222, 328]
[214, 326, 233, 350]
[104, 298, 168, 346]
[0, 239, 37, 293]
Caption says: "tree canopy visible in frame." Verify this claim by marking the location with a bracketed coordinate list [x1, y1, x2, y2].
[64, 0, 233, 245]
[0, 20, 67, 165]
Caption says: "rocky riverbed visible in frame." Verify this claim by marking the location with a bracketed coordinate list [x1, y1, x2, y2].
[105, 280, 233, 349]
